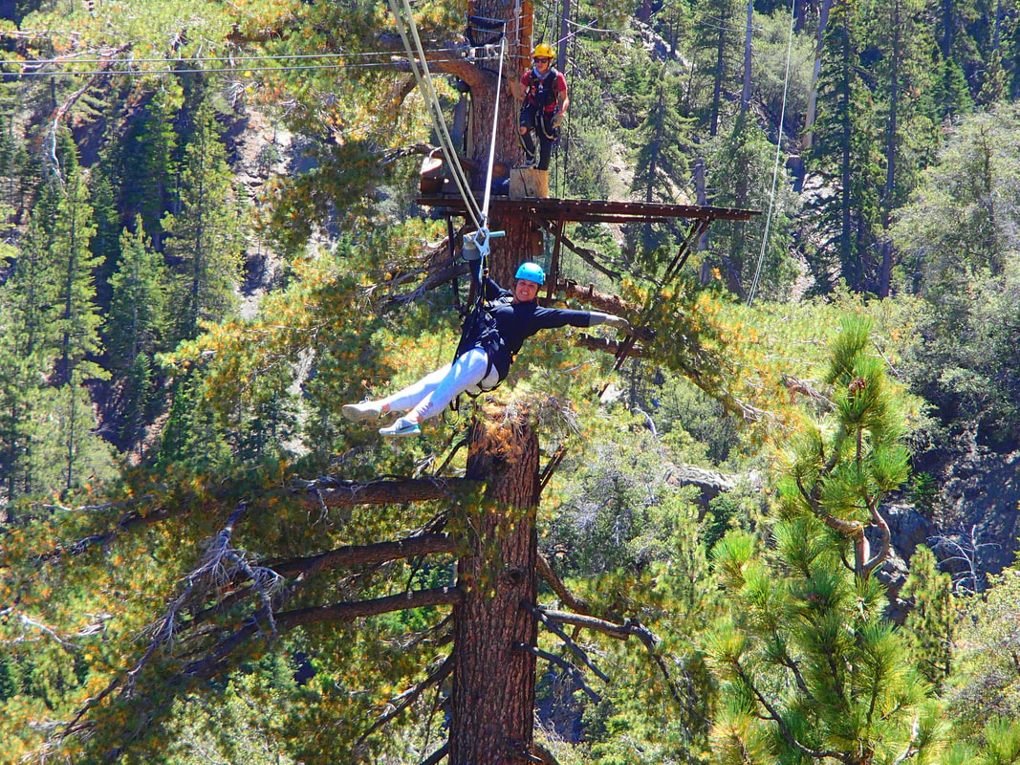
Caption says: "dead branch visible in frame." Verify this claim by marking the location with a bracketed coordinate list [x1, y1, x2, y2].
[782, 373, 834, 409]
[532, 222, 621, 280]
[533, 608, 609, 682]
[419, 743, 449, 765]
[295, 476, 482, 508]
[553, 279, 632, 313]
[356, 654, 454, 748]
[63, 502, 258, 738]
[183, 587, 463, 679]
[574, 334, 645, 358]
[517, 644, 601, 703]
[269, 533, 458, 579]
[529, 742, 562, 765]
[377, 33, 485, 89]
[536, 553, 593, 615]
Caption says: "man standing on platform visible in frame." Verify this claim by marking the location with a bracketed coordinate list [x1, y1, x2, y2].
[517, 42, 569, 171]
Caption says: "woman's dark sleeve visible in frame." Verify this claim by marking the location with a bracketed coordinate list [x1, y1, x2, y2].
[483, 276, 511, 301]
[530, 306, 595, 330]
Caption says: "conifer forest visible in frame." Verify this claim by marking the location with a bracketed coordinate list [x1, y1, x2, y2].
[1, 0, 1020, 762]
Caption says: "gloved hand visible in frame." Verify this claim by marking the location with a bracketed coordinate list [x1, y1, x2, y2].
[551, 111, 564, 129]
[594, 313, 631, 332]
[605, 314, 631, 332]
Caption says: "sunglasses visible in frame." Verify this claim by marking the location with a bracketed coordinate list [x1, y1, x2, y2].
[533, 57, 551, 63]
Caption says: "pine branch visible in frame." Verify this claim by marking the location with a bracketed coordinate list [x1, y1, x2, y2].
[862, 496, 892, 578]
[732, 658, 842, 760]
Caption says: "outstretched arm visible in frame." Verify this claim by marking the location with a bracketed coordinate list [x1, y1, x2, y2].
[587, 311, 631, 332]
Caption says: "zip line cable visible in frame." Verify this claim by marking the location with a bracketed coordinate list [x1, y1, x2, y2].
[747, 0, 796, 306]
[478, 36, 507, 232]
[388, 0, 482, 228]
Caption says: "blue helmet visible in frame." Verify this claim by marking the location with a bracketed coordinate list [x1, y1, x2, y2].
[515, 262, 546, 285]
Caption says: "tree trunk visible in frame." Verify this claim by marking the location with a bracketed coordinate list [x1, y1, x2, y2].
[558, 0, 571, 70]
[710, 19, 727, 137]
[879, 0, 900, 298]
[450, 413, 540, 765]
[740, 0, 753, 113]
[802, 0, 832, 150]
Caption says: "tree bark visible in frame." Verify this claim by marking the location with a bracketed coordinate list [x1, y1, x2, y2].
[450, 412, 540, 765]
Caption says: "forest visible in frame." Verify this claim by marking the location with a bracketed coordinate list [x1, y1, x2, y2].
[0, 0, 1018, 762]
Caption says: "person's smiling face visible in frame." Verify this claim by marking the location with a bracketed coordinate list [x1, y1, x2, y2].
[514, 279, 540, 303]
[533, 56, 551, 72]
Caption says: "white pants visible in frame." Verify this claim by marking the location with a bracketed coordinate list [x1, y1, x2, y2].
[379, 347, 500, 423]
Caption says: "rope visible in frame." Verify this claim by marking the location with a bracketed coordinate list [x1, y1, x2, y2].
[388, 0, 482, 228]
[747, 0, 796, 305]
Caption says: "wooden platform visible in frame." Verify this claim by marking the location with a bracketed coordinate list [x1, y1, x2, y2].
[417, 194, 759, 224]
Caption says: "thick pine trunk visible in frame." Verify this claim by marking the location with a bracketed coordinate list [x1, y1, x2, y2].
[450, 414, 540, 765]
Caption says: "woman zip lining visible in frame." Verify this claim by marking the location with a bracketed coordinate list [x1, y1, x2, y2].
[342, 251, 631, 437]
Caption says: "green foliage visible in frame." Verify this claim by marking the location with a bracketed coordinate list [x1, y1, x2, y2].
[704, 112, 799, 300]
[163, 91, 245, 342]
[901, 545, 955, 691]
[0, 0, 1017, 761]
[707, 317, 928, 763]
[946, 568, 1020, 734]
[892, 104, 1020, 449]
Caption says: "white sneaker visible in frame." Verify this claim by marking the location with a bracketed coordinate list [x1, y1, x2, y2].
[342, 401, 383, 422]
[379, 417, 421, 437]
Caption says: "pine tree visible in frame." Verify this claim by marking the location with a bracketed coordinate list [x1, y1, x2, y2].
[106, 218, 169, 371]
[105, 219, 169, 451]
[88, 152, 123, 307]
[707, 317, 940, 764]
[120, 83, 181, 250]
[805, 0, 884, 293]
[690, 0, 744, 136]
[162, 92, 244, 342]
[0, 164, 61, 500]
[50, 132, 102, 387]
[901, 545, 955, 691]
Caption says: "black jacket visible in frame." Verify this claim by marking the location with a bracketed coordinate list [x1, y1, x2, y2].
[456, 277, 595, 380]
